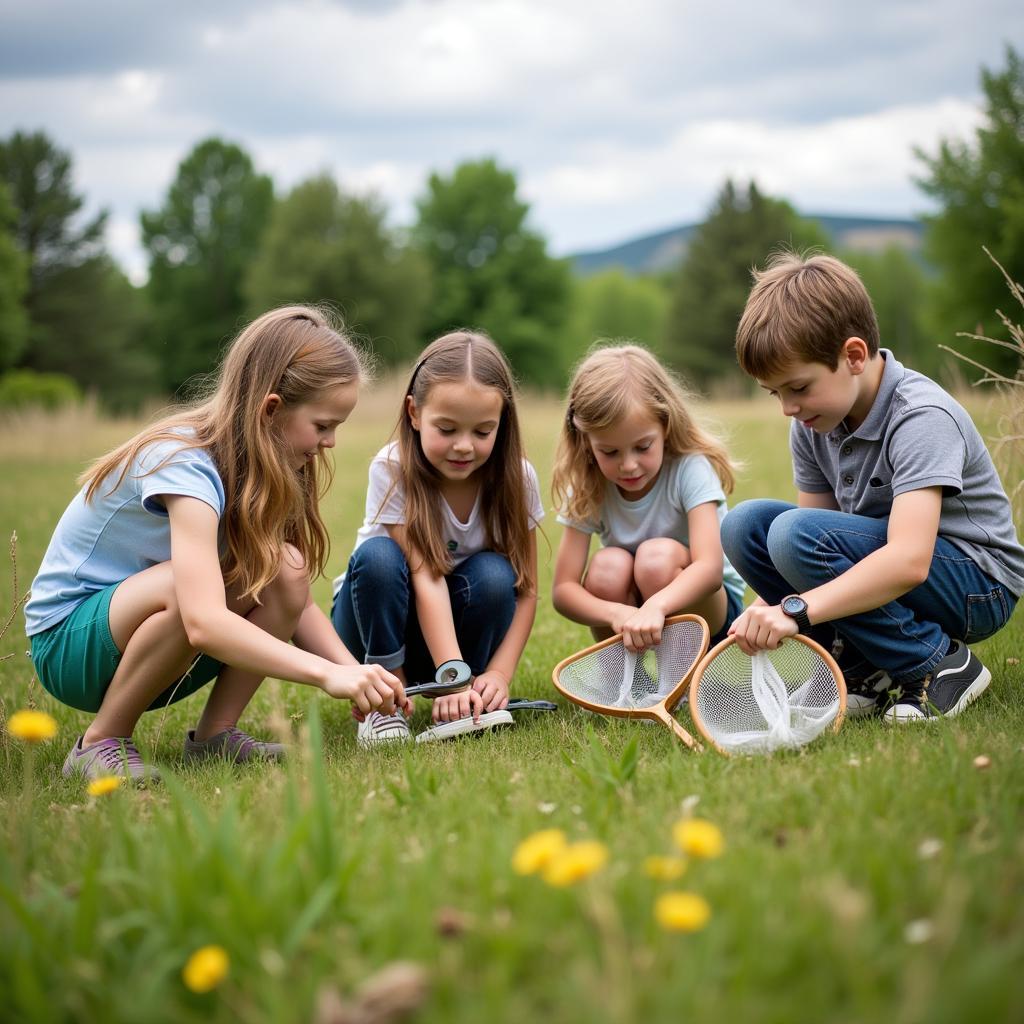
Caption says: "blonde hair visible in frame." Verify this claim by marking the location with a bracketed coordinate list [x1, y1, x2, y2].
[552, 343, 735, 525]
[81, 305, 364, 602]
[391, 330, 535, 594]
[736, 250, 880, 378]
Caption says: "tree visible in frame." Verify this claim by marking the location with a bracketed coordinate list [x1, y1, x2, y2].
[664, 180, 828, 385]
[0, 182, 28, 369]
[142, 138, 274, 393]
[245, 175, 428, 366]
[568, 269, 670, 362]
[843, 246, 935, 376]
[412, 158, 571, 388]
[0, 130, 156, 404]
[917, 45, 1024, 376]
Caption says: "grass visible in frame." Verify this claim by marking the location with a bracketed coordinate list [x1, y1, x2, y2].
[1, 390, 1022, 1024]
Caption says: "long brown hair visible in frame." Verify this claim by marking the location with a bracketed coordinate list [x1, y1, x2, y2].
[392, 330, 535, 593]
[80, 306, 364, 601]
[552, 343, 735, 525]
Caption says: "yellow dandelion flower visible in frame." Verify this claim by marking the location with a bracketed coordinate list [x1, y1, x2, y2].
[512, 829, 567, 875]
[7, 709, 58, 743]
[542, 840, 609, 887]
[182, 945, 229, 993]
[672, 818, 724, 859]
[87, 775, 124, 797]
[655, 891, 711, 932]
[644, 855, 687, 881]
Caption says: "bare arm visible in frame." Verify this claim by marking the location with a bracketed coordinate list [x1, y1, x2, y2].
[551, 525, 636, 629]
[166, 495, 405, 712]
[730, 487, 943, 653]
[385, 523, 462, 671]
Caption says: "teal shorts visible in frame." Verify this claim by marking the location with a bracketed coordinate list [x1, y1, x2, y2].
[30, 583, 223, 713]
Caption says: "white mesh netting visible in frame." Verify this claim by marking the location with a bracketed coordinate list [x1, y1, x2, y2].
[555, 618, 707, 712]
[692, 641, 842, 754]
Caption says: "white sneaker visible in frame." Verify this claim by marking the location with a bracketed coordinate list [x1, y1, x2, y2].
[415, 709, 514, 744]
[357, 710, 413, 749]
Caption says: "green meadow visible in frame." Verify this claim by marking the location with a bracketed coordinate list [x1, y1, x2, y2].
[1, 389, 1022, 1024]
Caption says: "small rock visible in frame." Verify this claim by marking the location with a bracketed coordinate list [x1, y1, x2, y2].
[973, 755, 991, 771]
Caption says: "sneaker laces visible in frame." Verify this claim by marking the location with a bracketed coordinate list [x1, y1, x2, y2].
[220, 727, 261, 757]
[364, 711, 408, 735]
[94, 739, 143, 771]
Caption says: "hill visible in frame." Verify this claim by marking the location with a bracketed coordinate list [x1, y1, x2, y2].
[570, 213, 924, 276]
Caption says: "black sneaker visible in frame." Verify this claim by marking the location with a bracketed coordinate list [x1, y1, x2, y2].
[844, 669, 891, 718]
[882, 641, 991, 724]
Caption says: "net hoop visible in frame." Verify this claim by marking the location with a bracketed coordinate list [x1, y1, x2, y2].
[688, 634, 847, 757]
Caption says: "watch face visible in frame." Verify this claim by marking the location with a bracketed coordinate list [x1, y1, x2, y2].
[782, 596, 806, 615]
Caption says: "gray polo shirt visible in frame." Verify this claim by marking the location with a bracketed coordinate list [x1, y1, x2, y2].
[791, 349, 1024, 597]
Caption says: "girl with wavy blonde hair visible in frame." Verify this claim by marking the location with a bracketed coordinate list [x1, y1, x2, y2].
[551, 343, 745, 653]
[331, 330, 544, 746]
[26, 305, 408, 782]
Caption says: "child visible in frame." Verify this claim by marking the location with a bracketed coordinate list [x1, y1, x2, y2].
[723, 252, 1023, 722]
[551, 344, 745, 655]
[330, 330, 544, 745]
[25, 306, 409, 781]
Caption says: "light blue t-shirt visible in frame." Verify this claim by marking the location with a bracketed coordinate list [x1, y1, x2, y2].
[24, 438, 225, 637]
[556, 453, 746, 605]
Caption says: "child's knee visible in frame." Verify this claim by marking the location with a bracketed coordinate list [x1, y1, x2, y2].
[267, 543, 311, 617]
[349, 535, 407, 585]
[721, 499, 779, 558]
[585, 547, 635, 600]
[634, 538, 689, 592]
[469, 552, 517, 607]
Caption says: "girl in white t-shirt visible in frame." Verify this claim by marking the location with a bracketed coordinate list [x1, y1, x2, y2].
[551, 344, 744, 653]
[331, 331, 544, 745]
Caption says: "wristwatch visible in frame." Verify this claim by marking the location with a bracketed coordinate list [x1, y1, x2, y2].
[780, 594, 811, 633]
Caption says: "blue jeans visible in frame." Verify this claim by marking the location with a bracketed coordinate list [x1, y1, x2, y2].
[331, 536, 518, 684]
[721, 500, 1017, 683]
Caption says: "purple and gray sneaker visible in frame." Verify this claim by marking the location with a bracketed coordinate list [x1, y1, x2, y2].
[183, 727, 286, 764]
[63, 735, 160, 783]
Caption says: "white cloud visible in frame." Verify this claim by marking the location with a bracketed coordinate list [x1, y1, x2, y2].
[0, 0, 1020, 273]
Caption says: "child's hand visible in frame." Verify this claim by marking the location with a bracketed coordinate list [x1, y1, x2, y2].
[728, 604, 798, 655]
[472, 670, 510, 711]
[432, 688, 484, 724]
[323, 664, 410, 717]
[608, 603, 641, 638]
[621, 604, 667, 652]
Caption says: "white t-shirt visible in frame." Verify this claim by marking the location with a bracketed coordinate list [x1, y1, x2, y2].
[333, 442, 545, 593]
[556, 453, 745, 605]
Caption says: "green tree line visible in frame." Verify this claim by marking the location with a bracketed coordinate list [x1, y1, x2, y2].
[0, 46, 1020, 407]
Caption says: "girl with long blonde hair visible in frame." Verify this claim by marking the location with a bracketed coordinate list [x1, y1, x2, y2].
[551, 343, 745, 653]
[331, 330, 543, 745]
[26, 306, 408, 781]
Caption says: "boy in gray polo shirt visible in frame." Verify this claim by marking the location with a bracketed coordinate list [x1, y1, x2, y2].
[720, 252, 1022, 722]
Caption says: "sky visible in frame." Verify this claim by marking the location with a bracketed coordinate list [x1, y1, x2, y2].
[1, 0, 1021, 283]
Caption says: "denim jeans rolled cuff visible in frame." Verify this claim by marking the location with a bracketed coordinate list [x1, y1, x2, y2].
[721, 499, 1012, 683]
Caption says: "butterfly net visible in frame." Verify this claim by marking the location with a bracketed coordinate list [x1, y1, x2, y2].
[692, 641, 842, 754]
[554, 618, 707, 713]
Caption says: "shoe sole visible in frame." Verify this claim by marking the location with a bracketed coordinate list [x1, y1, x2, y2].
[883, 667, 992, 723]
[415, 710, 514, 744]
[844, 694, 881, 719]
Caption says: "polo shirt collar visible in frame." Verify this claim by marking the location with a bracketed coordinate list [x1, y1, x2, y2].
[828, 349, 902, 442]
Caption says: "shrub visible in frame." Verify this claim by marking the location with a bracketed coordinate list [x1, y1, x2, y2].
[0, 369, 81, 411]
